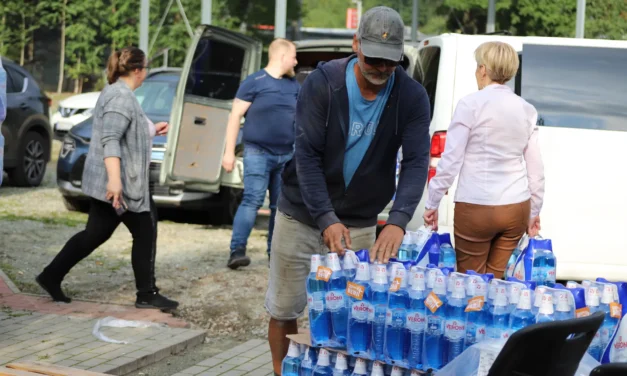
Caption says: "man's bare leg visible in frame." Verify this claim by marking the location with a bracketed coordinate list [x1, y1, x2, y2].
[269, 317, 298, 375]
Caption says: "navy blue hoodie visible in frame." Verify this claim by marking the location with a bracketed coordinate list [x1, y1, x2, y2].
[278, 55, 431, 232]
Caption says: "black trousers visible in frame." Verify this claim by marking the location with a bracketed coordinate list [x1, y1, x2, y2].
[42, 197, 158, 295]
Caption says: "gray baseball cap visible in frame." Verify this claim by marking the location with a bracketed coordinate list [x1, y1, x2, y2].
[357, 6, 405, 62]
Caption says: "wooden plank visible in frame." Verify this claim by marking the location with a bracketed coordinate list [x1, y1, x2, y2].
[5, 362, 109, 376]
[0, 367, 41, 376]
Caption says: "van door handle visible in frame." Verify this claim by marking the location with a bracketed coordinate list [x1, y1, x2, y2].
[194, 117, 206, 126]
[20, 103, 28, 110]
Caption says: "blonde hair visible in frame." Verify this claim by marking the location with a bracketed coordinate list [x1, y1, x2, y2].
[268, 38, 295, 61]
[474, 41, 519, 84]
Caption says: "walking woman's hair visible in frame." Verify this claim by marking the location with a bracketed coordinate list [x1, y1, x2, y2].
[106, 47, 146, 84]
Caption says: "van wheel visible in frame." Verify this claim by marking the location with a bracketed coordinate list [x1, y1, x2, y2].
[213, 186, 243, 225]
[9, 132, 48, 187]
[62, 196, 90, 213]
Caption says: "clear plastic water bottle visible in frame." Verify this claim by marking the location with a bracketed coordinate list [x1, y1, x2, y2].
[384, 267, 410, 365]
[370, 361, 385, 376]
[566, 281, 580, 289]
[308, 255, 331, 346]
[282, 341, 302, 376]
[532, 249, 556, 287]
[424, 274, 448, 370]
[444, 279, 467, 363]
[508, 283, 524, 313]
[553, 291, 574, 321]
[488, 285, 511, 340]
[465, 280, 487, 350]
[300, 346, 317, 376]
[426, 268, 437, 295]
[350, 358, 368, 376]
[390, 366, 404, 376]
[343, 251, 358, 282]
[397, 233, 414, 261]
[313, 349, 333, 376]
[508, 289, 535, 335]
[347, 262, 372, 356]
[332, 353, 350, 376]
[532, 286, 548, 316]
[326, 253, 349, 345]
[599, 284, 619, 350]
[535, 293, 556, 323]
[407, 268, 427, 369]
[370, 264, 389, 360]
[438, 244, 456, 270]
[586, 288, 603, 361]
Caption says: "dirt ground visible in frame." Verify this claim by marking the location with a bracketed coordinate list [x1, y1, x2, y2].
[0, 141, 309, 350]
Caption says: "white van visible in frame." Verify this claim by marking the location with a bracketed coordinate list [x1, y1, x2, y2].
[409, 33, 627, 282]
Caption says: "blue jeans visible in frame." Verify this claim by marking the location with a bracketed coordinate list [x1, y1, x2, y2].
[230, 145, 293, 256]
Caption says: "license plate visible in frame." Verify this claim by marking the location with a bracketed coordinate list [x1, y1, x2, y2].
[55, 122, 73, 131]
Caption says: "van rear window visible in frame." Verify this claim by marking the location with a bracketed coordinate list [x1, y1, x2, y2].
[419, 46, 440, 121]
[521, 44, 627, 132]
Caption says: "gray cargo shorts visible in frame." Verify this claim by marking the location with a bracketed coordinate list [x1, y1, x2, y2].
[264, 210, 376, 321]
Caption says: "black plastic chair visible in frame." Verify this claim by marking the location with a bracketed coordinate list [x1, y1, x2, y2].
[488, 311, 605, 376]
[590, 363, 627, 376]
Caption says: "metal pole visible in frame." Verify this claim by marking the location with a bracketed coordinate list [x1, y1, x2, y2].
[202, 0, 212, 25]
[139, 0, 149, 52]
[575, 0, 586, 38]
[275, 0, 287, 39]
[411, 0, 418, 42]
[486, 0, 496, 33]
[356, 0, 362, 28]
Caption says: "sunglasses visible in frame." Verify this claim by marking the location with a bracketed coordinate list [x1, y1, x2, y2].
[364, 56, 400, 67]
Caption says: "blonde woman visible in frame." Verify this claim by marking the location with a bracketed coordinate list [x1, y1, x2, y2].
[423, 41, 545, 278]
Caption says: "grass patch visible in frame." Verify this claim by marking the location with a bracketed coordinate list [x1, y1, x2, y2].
[37, 354, 50, 361]
[0, 213, 86, 227]
[0, 262, 42, 294]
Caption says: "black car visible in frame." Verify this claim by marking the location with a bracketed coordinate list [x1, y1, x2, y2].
[1, 58, 52, 187]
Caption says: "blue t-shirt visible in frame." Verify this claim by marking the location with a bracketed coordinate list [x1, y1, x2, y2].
[344, 58, 395, 186]
[236, 69, 300, 155]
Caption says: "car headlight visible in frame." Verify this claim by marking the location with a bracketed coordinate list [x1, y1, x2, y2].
[82, 108, 94, 118]
[60, 137, 76, 159]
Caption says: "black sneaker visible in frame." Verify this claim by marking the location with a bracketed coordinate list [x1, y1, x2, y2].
[36, 274, 71, 303]
[227, 249, 250, 270]
[135, 292, 179, 312]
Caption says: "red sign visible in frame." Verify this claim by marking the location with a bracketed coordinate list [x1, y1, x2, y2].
[346, 8, 358, 29]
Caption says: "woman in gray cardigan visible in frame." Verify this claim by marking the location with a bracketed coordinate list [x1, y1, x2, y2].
[37, 47, 178, 311]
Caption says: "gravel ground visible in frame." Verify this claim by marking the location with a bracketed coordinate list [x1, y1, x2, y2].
[0, 141, 310, 351]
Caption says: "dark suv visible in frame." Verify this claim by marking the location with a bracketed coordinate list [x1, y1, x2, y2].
[1, 58, 52, 187]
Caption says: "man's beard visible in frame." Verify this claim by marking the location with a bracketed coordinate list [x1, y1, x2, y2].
[358, 59, 392, 86]
[285, 67, 296, 78]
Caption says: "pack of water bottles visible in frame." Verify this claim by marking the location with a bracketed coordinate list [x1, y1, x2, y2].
[505, 235, 557, 287]
[569, 278, 627, 363]
[282, 342, 425, 376]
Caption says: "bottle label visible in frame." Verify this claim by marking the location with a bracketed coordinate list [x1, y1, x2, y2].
[426, 315, 444, 335]
[316, 266, 332, 282]
[351, 301, 372, 321]
[610, 302, 623, 319]
[465, 296, 485, 312]
[576, 307, 591, 318]
[425, 292, 444, 314]
[370, 306, 385, 323]
[325, 291, 346, 311]
[466, 323, 486, 344]
[307, 292, 325, 312]
[346, 282, 365, 300]
[385, 308, 407, 328]
[445, 319, 466, 340]
[389, 277, 402, 292]
[406, 310, 426, 332]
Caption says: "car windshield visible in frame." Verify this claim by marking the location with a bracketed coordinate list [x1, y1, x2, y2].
[134, 80, 177, 117]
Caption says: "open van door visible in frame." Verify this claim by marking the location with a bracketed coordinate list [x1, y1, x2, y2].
[160, 25, 262, 193]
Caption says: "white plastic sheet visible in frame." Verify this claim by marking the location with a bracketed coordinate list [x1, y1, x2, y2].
[436, 339, 600, 376]
[92, 316, 166, 344]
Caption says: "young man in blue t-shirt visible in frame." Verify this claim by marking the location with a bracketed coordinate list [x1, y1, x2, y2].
[222, 38, 300, 269]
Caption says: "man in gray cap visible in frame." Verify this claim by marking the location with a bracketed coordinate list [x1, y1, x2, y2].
[265, 7, 431, 373]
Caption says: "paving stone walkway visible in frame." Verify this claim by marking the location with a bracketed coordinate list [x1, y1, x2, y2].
[0, 310, 205, 375]
[174, 339, 273, 376]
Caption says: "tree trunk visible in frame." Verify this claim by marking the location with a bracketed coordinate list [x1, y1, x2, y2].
[20, 11, 25, 66]
[57, 0, 67, 94]
[74, 56, 81, 94]
[28, 31, 35, 62]
[1, 14, 6, 54]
